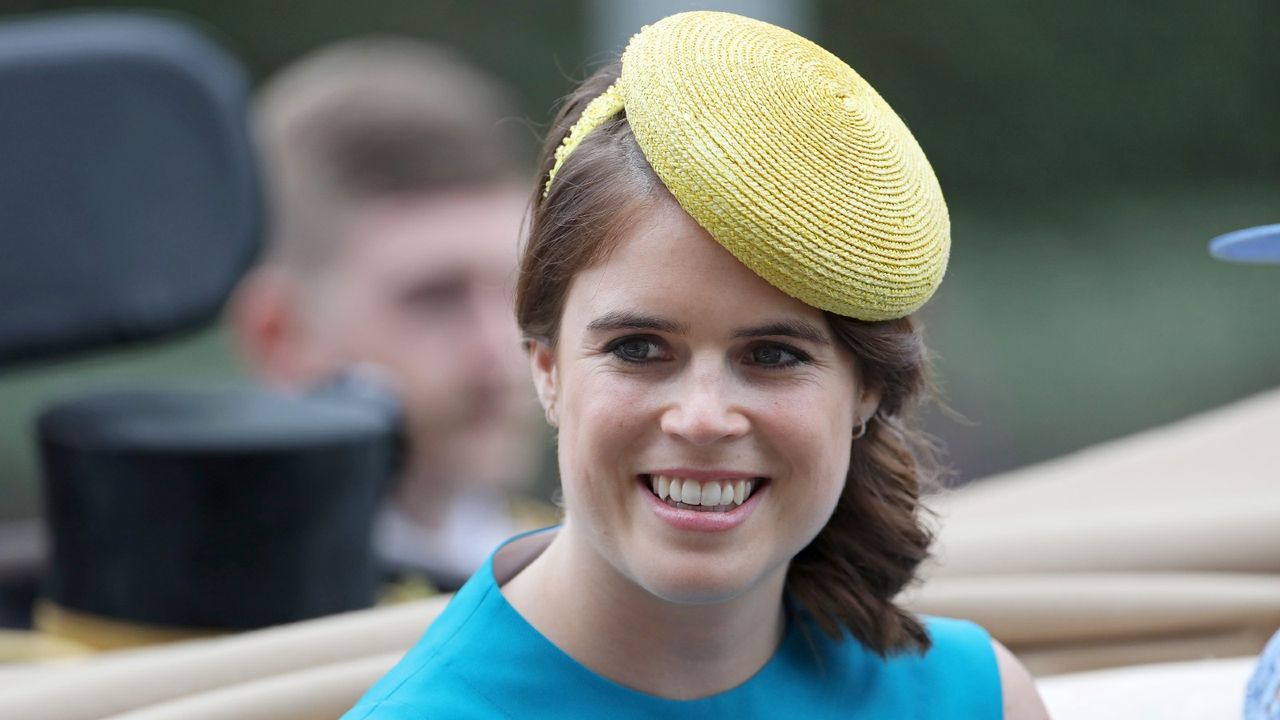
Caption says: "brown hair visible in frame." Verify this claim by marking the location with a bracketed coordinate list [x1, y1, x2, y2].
[256, 38, 526, 272]
[518, 63, 938, 656]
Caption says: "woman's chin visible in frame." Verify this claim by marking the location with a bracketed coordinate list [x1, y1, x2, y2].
[629, 559, 776, 607]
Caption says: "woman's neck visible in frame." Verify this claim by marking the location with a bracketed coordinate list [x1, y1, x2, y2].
[499, 528, 787, 700]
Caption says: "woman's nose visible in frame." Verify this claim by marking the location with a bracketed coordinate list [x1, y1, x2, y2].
[659, 365, 750, 445]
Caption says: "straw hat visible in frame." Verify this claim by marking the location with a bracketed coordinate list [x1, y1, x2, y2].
[546, 11, 950, 320]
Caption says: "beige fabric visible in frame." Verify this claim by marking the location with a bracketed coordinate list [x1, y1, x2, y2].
[1038, 656, 1254, 719]
[0, 596, 443, 720]
[907, 572, 1280, 674]
[907, 573, 1280, 644]
[1019, 630, 1267, 678]
[0, 652, 88, 689]
[910, 386, 1280, 673]
[927, 386, 1280, 577]
[0, 629, 91, 664]
[103, 652, 401, 720]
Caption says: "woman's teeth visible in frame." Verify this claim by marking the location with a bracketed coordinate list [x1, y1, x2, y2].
[648, 475, 756, 510]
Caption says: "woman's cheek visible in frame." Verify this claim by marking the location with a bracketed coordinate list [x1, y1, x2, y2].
[578, 373, 657, 424]
[770, 389, 852, 480]
[559, 373, 654, 469]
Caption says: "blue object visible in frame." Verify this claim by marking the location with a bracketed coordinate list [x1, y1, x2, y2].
[1210, 224, 1280, 263]
[1246, 629, 1280, 720]
[344, 529, 1003, 719]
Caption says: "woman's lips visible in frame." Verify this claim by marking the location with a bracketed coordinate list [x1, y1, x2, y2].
[644, 474, 761, 509]
[637, 473, 768, 531]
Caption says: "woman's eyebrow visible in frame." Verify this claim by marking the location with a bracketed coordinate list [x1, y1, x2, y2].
[585, 310, 688, 334]
[732, 320, 831, 346]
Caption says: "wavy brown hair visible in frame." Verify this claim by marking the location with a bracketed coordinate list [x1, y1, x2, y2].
[517, 62, 939, 657]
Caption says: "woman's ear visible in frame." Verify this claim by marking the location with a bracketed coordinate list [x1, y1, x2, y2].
[526, 338, 559, 427]
[854, 384, 882, 429]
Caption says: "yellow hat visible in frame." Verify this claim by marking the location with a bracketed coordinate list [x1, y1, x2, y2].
[545, 11, 950, 321]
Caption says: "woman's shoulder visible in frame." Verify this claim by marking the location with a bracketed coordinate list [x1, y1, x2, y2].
[342, 568, 510, 719]
[870, 616, 1046, 720]
[919, 615, 1000, 667]
[342, 665, 504, 720]
[912, 615, 1002, 696]
[795, 614, 1003, 718]
[835, 614, 999, 674]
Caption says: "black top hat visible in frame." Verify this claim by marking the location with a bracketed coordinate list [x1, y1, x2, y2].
[38, 384, 397, 631]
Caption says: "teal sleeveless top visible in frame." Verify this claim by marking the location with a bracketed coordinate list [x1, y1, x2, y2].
[345, 531, 1003, 719]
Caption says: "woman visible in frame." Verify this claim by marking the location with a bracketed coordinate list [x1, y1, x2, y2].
[345, 11, 1048, 718]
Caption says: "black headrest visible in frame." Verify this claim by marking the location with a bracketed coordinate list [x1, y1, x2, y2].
[0, 12, 260, 366]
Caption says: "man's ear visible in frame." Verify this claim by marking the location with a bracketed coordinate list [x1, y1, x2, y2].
[525, 338, 559, 427]
[227, 266, 324, 386]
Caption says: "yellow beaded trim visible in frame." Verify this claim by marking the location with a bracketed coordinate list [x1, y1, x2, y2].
[542, 83, 625, 198]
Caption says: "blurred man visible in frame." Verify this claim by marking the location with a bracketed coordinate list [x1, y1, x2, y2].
[231, 39, 547, 590]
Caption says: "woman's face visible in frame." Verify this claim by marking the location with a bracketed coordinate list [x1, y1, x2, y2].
[529, 199, 878, 606]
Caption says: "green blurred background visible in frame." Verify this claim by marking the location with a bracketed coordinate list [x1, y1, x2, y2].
[1, 0, 1277, 522]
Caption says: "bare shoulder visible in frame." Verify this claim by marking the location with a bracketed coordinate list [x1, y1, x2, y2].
[992, 639, 1052, 720]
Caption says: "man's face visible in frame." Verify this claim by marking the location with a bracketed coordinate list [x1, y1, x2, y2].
[304, 184, 538, 490]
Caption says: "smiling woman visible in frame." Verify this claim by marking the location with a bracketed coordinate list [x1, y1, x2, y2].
[344, 11, 1047, 719]
[523, 198, 870, 619]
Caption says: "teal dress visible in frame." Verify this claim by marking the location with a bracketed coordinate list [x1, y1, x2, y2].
[345, 531, 1003, 719]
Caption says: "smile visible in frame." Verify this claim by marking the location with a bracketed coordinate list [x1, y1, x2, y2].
[643, 474, 763, 512]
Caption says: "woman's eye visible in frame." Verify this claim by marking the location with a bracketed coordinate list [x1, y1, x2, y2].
[609, 337, 662, 363]
[748, 344, 806, 368]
